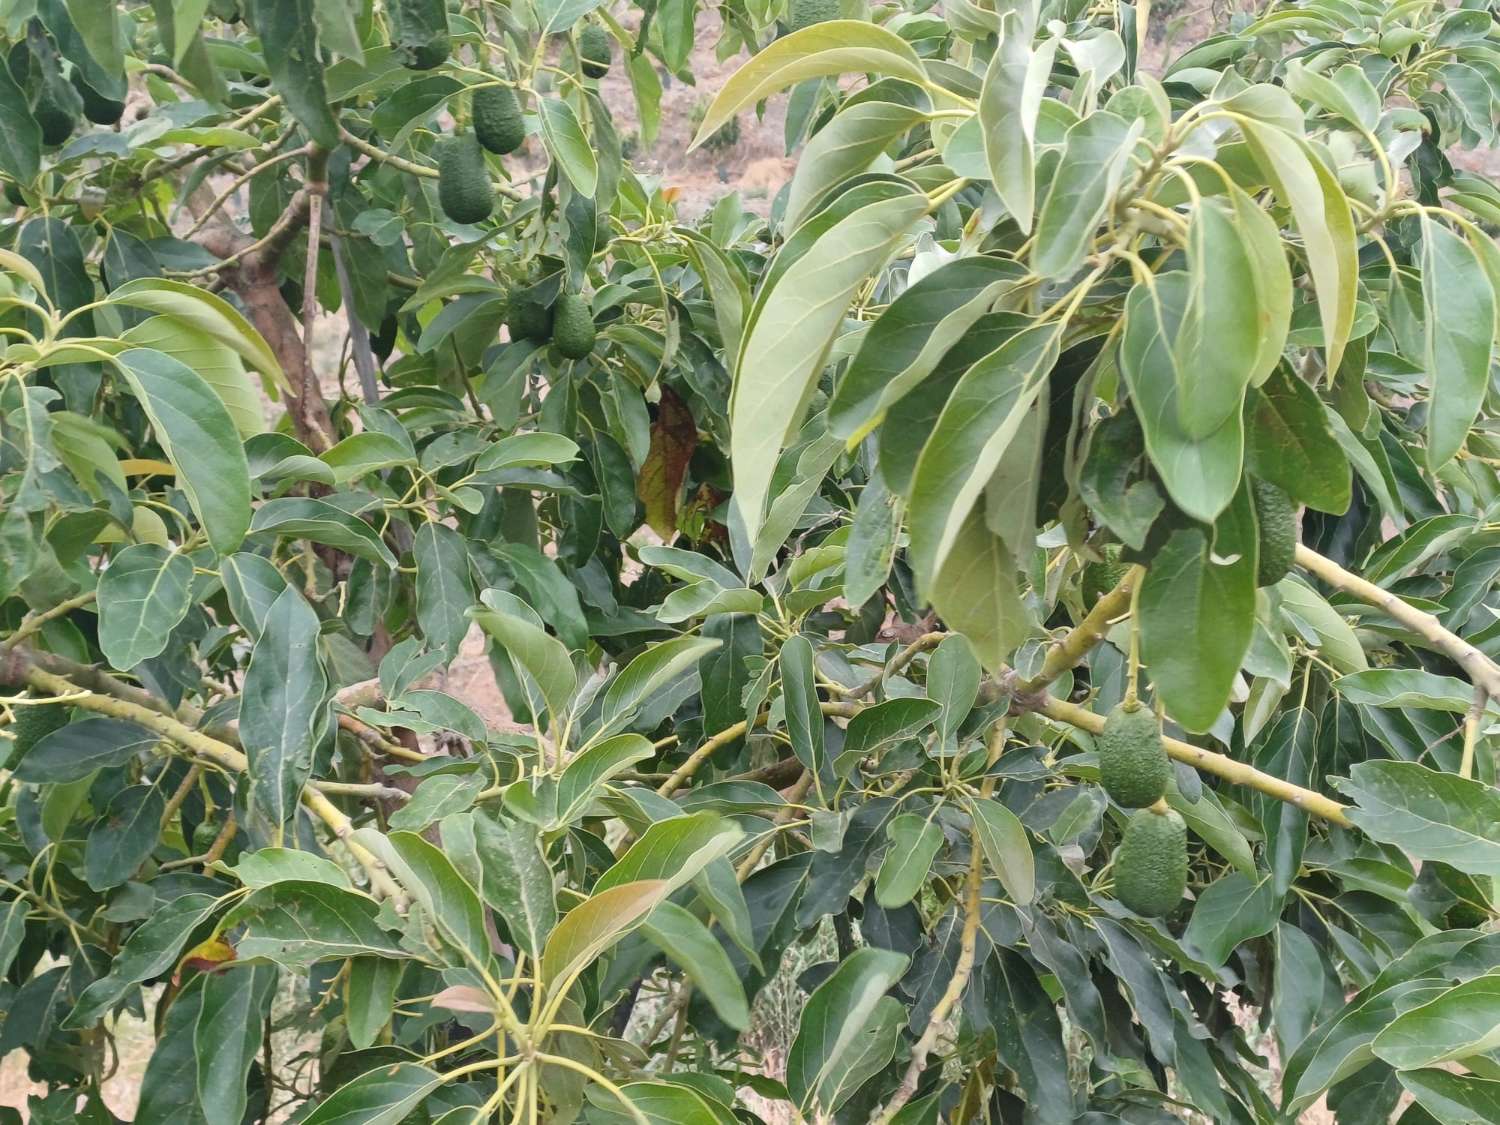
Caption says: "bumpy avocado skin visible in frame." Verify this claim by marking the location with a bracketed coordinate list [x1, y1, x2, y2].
[788, 0, 838, 31]
[552, 293, 596, 359]
[1251, 477, 1296, 587]
[578, 25, 612, 78]
[389, 0, 451, 70]
[508, 298, 553, 343]
[1082, 544, 1131, 606]
[436, 134, 494, 225]
[1098, 702, 1169, 808]
[473, 85, 525, 155]
[4, 705, 69, 770]
[1114, 808, 1188, 917]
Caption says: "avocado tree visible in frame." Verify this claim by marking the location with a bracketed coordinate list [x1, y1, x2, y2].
[4, 0, 1500, 1121]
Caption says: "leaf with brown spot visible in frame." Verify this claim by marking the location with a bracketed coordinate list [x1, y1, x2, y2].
[637, 387, 697, 540]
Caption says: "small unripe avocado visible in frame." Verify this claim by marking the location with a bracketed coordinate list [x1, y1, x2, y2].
[507, 298, 553, 342]
[1082, 544, 1131, 606]
[388, 0, 451, 69]
[1250, 477, 1296, 587]
[436, 133, 493, 225]
[788, 0, 838, 31]
[473, 84, 525, 155]
[71, 73, 124, 125]
[1098, 702, 1169, 809]
[552, 292, 596, 359]
[4, 180, 24, 207]
[578, 25, 612, 79]
[4, 705, 69, 770]
[1114, 808, 1188, 917]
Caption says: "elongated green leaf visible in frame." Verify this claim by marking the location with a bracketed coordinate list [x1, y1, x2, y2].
[251, 0, 340, 146]
[469, 813, 557, 958]
[227, 847, 351, 890]
[731, 189, 926, 537]
[978, 14, 1056, 233]
[928, 510, 1027, 672]
[302, 1063, 440, 1125]
[195, 965, 276, 1125]
[596, 811, 743, 893]
[106, 278, 288, 390]
[969, 797, 1035, 905]
[250, 497, 398, 568]
[472, 430, 579, 472]
[1335, 761, 1500, 878]
[320, 432, 416, 483]
[555, 733, 655, 823]
[1119, 273, 1244, 523]
[1182, 872, 1278, 967]
[1333, 668, 1473, 712]
[242, 587, 328, 833]
[84, 785, 165, 891]
[642, 900, 750, 1030]
[1139, 524, 1254, 732]
[690, 22, 925, 148]
[413, 522, 474, 661]
[229, 881, 404, 965]
[345, 957, 403, 1051]
[13, 717, 157, 783]
[96, 543, 193, 671]
[67, 894, 220, 1027]
[873, 814, 943, 908]
[0, 61, 40, 184]
[471, 604, 576, 727]
[1245, 364, 1351, 514]
[596, 635, 721, 738]
[784, 92, 927, 232]
[538, 97, 597, 197]
[540, 879, 672, 987]
[124, 316, 265, 439]
[1033, 110, 1139, 279]
[1372, 975, 1500, 1069]
[781, 633, 824, 773]
[1400, 1068, 1500, 1125]
[113, 348, 251, 554]
[360, 830, 489, 968]
[837, 698, 940, 771]
[786, 946, 909, 1114]
[908, 323, 1059, 589]
[1421, 217, 1496, 468]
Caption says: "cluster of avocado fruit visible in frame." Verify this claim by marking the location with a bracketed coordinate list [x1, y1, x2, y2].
[1088, 478, 1298, 917]
[505, 290, 596, 360]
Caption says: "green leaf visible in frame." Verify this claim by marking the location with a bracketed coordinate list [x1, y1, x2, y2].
[555, 733, 655, 824]
[249, 0, 340, 146]
[540, 879, 673, 988]
[1276, 576, 1368, 673]
[345, 956, 403, 1051]
[241, 586, 329, 833]
[413, 522, 474, 661]
[1236, 120, 1358, 374]
[784, 93, 928, 232]
[1138, 523, 1254, 733]
[641, 900, 750, 1030]
[67, 894, 220, 1027]
[1372, 975, 1500, 1070]
[780, 633, 824, 773]
[469, 813, 557, 958]
[387, 771, 482, 831]
[13, 718, 157, 783]
[928, 510, 1027, 672]
[1119, 273, 1244, 523]
[596, 811, 743, 894]
[1399, 1069, 1500, 1125]
[112, 348, 251, 554]
[226, 847, 352, 890]
[978, 14, 1056, 233]
[123, 316, 265, 439]
[836, 698, 940, 773]
[1420, 218, 1497, 468]
[968, 796, 1035, 906]
[84, 785, 165, 890]
[786, 946, 909, 1114]
[472, 430, 579, 472]
[596, 635, 721, 739]
[1033, 110, 1139, 279]
[731, 188, 927, 537]
[195, 965, 276, 1125]
[471, 603, 576, 727]
[0, 63, 41, 184]
[219, 553, 286, 641]
[1245, 364, 1351, 514]
[874, 814, 943, 907]
[250, 497, 397, 568]
[359, 830, 490, 968]
[1335, 761, 1500, 878]
[96, 543, 194, 670]
[320, 431, 416, 483]
[228, 880, 404, 966]
[1182, 872, 1278, 967]
[106, 278, 288, 392]
[844, 467, 903, 607]
[690, 22, 925, 148]
[302, 1062, 440, 1125]
[830, 257, 1025, 445]
[1332, 669, 1474, 712]
[907, 323, 1059, 589]
[538, 97, 597, 197]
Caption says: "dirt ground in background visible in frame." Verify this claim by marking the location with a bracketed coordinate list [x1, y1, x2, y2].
[0, 2, 1402, 1119]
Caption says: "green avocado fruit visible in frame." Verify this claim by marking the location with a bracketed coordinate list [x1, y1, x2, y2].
[4, 705, 69, 771]
[552, 292, 596, 359]
[389, 0, 451, 69]
[1251, 477, 1296, 587]
[473, 84, 526, 155]
[578, 25, 612, 79]
[72, 73, 125, 125]
[1081, 544, 1131, 606]
[1114, 808, 1188, 918]
[1098, 701, 1169, 809]
[788, 0, 838, 31]
[507, 297, 553, 343]
[436, 133, 494, 225]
